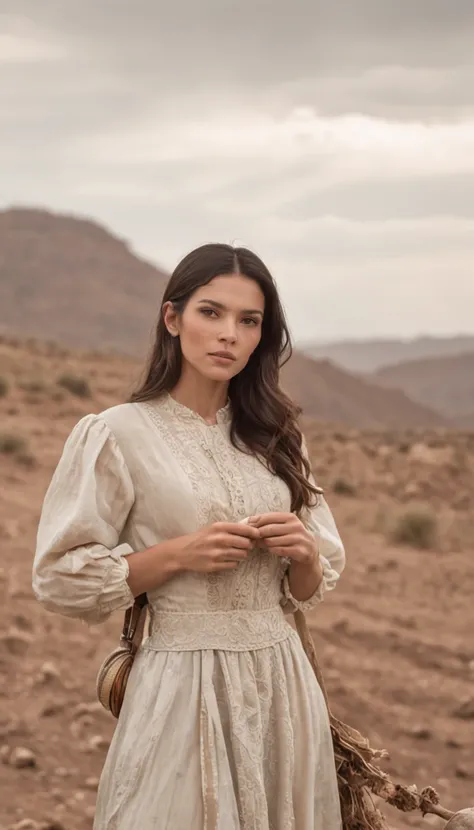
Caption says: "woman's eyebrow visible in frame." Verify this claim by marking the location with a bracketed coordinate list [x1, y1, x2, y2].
[197, 299, 264, 316]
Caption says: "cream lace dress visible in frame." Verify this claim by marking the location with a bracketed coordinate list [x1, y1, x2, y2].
[33, 394, 345, 830]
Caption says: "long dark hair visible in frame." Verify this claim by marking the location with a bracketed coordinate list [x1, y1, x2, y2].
[131, 243, 318, 513]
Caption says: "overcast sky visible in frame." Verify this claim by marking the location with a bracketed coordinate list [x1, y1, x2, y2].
[1, 1, 474, 343]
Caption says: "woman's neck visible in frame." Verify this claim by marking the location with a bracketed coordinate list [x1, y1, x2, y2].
[169, 372, 229, 425]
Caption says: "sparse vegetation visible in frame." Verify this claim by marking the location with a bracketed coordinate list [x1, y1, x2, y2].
[390, 506, 438, 550]
[332, 477, 357, 496]
[19, 379, 47, 394]
[0, 376, 9, 397]
[0, 433, 28, 455]
[57, 372, 92, 398]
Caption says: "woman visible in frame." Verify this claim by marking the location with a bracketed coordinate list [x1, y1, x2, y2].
[33, 243, 345, 830]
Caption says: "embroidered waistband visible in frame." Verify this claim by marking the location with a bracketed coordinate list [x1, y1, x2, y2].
[142, 607, 292, 652]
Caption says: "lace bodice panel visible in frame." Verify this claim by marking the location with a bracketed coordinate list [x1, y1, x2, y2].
[141, 396, 291, 616]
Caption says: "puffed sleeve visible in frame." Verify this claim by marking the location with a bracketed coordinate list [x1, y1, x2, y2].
[281, 438, 346, 613]
[32, 414, 136, 625]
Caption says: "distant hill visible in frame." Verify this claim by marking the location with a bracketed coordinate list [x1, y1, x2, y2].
[456, 411, 474, 428]
[0, 207, 169, 356]
[282, 353, 446, 429]
[303, 335, 474, 374]
[0, 206, 449, 429]
[371, 351, 474, 426]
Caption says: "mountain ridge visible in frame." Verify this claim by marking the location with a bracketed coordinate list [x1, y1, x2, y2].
[303, 334, 474, 374]
[0, 206, 450, 428]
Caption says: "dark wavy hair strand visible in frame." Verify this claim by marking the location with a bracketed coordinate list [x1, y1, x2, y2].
[130, 243, 318, 513]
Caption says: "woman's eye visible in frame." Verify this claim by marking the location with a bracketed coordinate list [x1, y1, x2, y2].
[242, 317, 259, 326]
[200, 308, 218, 318]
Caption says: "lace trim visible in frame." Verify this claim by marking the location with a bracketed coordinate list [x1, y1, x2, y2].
[281, 559, 332, 612]
[162, 392, 231, 425]
[143, 400, 214, 528]
[143, 608, 294, 652]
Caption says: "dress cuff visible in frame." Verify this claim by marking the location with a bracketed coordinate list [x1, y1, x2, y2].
[96, 544, 136, 622]
[280, 555, 336, 613]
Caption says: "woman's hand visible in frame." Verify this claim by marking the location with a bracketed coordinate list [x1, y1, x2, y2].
[247, 512, 319, 565]
[179, 521, 261, 573]
[248, 512, 324, 603]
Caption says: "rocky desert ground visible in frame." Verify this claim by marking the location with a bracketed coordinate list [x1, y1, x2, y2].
[1, 336, 473, 830]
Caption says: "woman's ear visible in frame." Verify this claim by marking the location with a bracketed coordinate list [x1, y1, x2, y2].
[162, 301, 180, 337]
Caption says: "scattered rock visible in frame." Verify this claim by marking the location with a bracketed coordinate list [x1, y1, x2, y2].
[452, 697, 474, 720]
[72, 701, 103, 718]
[85, 776, 100, 790]
[72, 790, 87, 802]
[455, 765, 473, 779]
[85, 734, 110, 752]
[409, 725, 432, 740]
[3, 719, 31, 741]
[404, 481, 421, 498]
[9, 747, 37, 769]
[50, 787, 63, 800]
[36, 662, 60, 684]
[12, 615, 34, 633]
[446, 738, 463, 748]
[333, 618, 350, 634]
[40, 701, 66, 718]
[0, 630, 34, 657]
[69, 714, 93, 738]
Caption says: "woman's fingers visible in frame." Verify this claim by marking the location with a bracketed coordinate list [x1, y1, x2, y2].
[222, 534, 253, 550]
[257, 523, 299, 539]
[265, 533, 300, 548]
[227, 547, 251, 560]
[218, 522, 260, 540]
[247, 512, 293, 528]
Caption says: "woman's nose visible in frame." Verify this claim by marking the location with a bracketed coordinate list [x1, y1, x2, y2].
[218, 322, 237, 342]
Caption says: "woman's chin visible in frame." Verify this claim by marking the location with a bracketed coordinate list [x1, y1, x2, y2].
[198, 365, 238, 381]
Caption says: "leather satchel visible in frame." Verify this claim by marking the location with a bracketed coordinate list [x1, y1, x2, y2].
[96, 592, 148, 718]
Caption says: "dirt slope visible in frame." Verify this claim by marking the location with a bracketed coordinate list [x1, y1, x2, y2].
[283, 353, 446, 428]
[372, 351, 474, 425]
[303, 335, 474, 374]
[1, 337, 473, 830]
[0, 207, 168, 357]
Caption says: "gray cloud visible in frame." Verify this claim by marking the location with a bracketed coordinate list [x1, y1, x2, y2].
[1, 1, 473, 341]
[4, 1, 474, 112]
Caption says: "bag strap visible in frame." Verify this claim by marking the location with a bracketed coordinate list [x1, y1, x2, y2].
[293, 608, 330, 710]
[121, 593, 149, 647]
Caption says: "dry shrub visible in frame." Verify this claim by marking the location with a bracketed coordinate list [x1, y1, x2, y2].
[19, 378, 47, 394]
[333, 477, 357, 496]
[0, 433, 27, 455]
[390, 506, 438, 550]
[0, 376, 9, 398]
[57, 372, 91, 398]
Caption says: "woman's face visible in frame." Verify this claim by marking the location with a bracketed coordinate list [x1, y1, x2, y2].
[164, 273, 265, 382]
